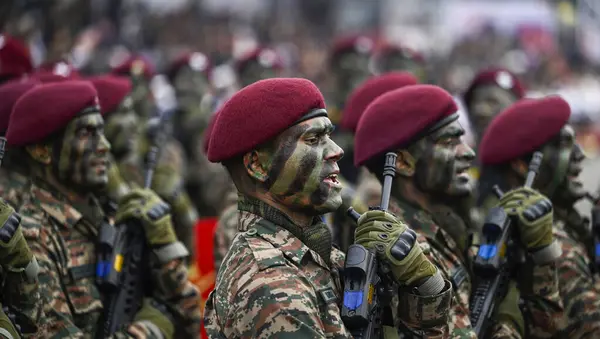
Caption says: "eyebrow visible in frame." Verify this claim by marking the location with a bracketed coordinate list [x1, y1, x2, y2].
[302, 123, 334, 135]
[433, 125, 464, 139]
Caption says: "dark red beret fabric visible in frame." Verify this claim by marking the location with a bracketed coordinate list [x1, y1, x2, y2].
[354, 84, 457, 166]
[341, 72, 418, 132]
[235, 47, 282, 74]
[7, 81, 99, 146]
[36, 60, 81, 79]
[331, 35, 375, 60]
[203, 111, 219, 154]
[88, 75, 132, 115]
[111, 56, 155, 79]
[0, 35, 33, 79]
[208, 78, 325, 162]
[463, 67, 525, 108]
[0, 79, 39, 133]
[167, 52, 212, 82]
[373, 43, 425, 64]
[479, 96, 571, 165]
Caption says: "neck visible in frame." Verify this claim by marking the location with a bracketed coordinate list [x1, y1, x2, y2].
[254, 192, 314, 227]
[393, 178, 436, 215]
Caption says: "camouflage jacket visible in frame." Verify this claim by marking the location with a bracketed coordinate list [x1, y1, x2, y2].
[390, 198, 563, 339]
[213, 202, 238, 271]
[204, 195, 453, 338]
[19, 182, 202, 338]
[0, 168, 30, 209]
[552, 208, 600, 338]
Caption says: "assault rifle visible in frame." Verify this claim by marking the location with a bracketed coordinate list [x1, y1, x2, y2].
[97, 109, 174, 338]
[469, 152, 543, 338]
[341, 152, 398, 339]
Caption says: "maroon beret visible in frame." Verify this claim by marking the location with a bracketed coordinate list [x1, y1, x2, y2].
[7, 81, 99, 146]
[341, 72, 418, 132]
[167, 52, 212, 82]
[0, 35, 33, 80]
[373, 43, 425, 64]
[88, 75, 132, 115]
[331, 35, 375, 60]
[235, 47, 282, 74]
[354, 84, 458, 166]
[0, 79, 39, 133]
[463, 68, 525, 108]
[203, 111, 219, 154]
[36, 60, 81, 79]
[111, 56, 155, 80]
[479, 96, 571, 165]
[208, 78, 326, 162]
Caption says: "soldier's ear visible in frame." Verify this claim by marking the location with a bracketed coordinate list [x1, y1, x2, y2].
[25, 144, 52, 165]
[509, 159, 527, 178]
[395, 150, 416, 177]
[243, 150, 269, 183]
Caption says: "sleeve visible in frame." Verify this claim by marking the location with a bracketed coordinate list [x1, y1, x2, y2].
[554, 237, 600, 337]
[396, 280, 453, 338]
[517, 259, 564, 338]
[217, 266, 348, 339]
[23, 220, 166, 339]
[213, 206, 239, 270]
[150, 259, 203, 338]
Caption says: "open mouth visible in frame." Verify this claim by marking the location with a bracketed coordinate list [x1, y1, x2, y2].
[323, 172, 341, 187]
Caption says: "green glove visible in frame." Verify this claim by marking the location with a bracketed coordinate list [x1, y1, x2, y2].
[0, 199, 32, 270]
[494, 281, 525, 337]
[115, 188, 178, 247]
[134, 298, 174, 339]
[496, 187, 553, 250]
[354, 210, 440, 290]
[0, 304, 22, 339]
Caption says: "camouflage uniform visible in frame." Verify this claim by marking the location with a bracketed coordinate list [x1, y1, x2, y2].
[389, 197, 563, 338]
[0, 168, 30, 209]
[204, 195, 453, 338]
[552, 207, 600, 338]
[213, 202, 238, 271]
[19, 182, 202, 338]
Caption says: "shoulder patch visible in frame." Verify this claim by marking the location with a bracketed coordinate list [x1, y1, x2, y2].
[244, 234, 287, 271]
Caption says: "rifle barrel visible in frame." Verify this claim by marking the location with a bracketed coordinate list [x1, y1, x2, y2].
[380, 153, 397, 212]
[525, 152, 543, 188]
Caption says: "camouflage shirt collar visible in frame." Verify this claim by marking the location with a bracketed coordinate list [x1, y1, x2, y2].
[29, 182, 83, 229]
[238, 195, 333, 268]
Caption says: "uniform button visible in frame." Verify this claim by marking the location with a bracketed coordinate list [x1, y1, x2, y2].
[246, 228, 257, 236]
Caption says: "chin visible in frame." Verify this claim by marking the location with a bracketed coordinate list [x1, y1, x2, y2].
[320, 196, 343, 214]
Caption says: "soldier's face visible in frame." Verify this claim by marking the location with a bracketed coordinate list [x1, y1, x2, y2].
[413, 121, 476, 197]
[131, 79, 154, 119]
[174, 67, 209, 106]
[535, 125, 586, 205]
[469, 86, 516, 140]
[104, 96, 140, 157]
[240, 62, 279, 88]
[265, 116, 344, 215]
[57, 112, 111, 190]
[335, 53, 371, 100]
[380, 56, 426, 82]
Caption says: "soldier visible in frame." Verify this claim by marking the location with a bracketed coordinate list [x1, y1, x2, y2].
[369, 43, 427, 83]
[0, 34, 33, 85]
[0, 79, 38, 208]
[234, 47, 282, 89]
[478, 97, 599, 338]
[203, 78, 453, 338]
[6, 81, 201, 337]
[89, 74, 198, 258]
[111, 55, 156, 120]
[354, 84, 564, 337]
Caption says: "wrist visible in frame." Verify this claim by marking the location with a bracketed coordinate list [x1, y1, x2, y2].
[414, 270, 445, 295]
[529, 240, 561, 264]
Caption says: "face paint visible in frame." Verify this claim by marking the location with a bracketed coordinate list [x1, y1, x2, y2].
[239, 61, 279, 88]
[380, 56, 426, 82]
[469, 85, 516, 141]
[131, 79, 154, 119]
[104, 96, 140, 157]
[174, 66, 210, 108]
[534, 125, 586, 205]
[263, 117, 344, 215]
[335, 53, 371, 101]
[56, 112, 111, 191]
[412, 121, 476, 198]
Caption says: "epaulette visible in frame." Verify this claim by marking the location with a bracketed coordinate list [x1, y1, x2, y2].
[243, 224, 287, 271]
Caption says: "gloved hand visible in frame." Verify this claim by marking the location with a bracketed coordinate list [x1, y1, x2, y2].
[115, 188, 177, 247]
[354, 210, 440, 291]
[0, 199, 32, 270]
[134, 298, 174, 339]
[0, 304, 22, 339]
[494, 281, 525, 337]
[496, 187, 553, 250]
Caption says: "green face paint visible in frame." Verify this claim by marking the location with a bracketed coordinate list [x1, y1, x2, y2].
[335, 53, 371, 101]
[239, 61, 279, 88]
[174, 66, 210, 108]
[469, 85, 517, 141]
[535, 125, 586, 205]
[412, 121, 476, 198]
[57, 112, 111, 190]
[104, 96, 140, 157]
[379, 56, 426, 82]
[264, 116, 344, 215]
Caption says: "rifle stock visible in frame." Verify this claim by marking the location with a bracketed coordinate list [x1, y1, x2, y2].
[470, 152, 543, 338]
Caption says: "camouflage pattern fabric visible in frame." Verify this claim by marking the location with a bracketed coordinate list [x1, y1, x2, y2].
[356, 167, 383, 208]
[18, 182, 202, 338]
[390, 197, 563, 338]
[213, 202, 238, 271]
[204, 195, 453, 338]
[0, 168, 30, 209]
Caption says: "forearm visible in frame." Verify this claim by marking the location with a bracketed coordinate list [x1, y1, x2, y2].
[396, 280, 452, 338]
